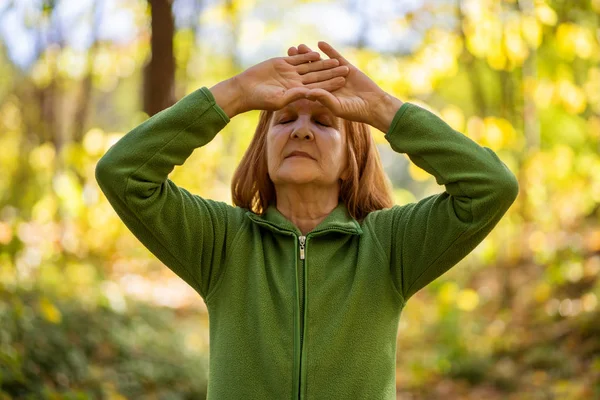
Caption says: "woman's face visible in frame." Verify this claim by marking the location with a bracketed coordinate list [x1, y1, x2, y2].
[266, 99, 348, 187]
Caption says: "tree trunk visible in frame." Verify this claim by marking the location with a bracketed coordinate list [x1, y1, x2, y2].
[143, 0, 176, 116]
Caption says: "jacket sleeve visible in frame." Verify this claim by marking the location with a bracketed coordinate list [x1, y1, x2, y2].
[95, 86, 243, 302]
[368, 102, 519, 303]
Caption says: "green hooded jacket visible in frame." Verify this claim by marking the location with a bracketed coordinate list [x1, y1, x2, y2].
[95, 86, 519, 400]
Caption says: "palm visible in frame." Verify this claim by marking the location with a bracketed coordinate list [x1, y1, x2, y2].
[244, 60, 305, 107]
[325, 70, 383, 124]
[288, 42, 388, 124]
[237, 55, 348, 112]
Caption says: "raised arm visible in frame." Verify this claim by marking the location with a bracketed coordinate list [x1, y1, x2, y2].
[95, 52, 350, 302]
[373, 101, 518, 302]
[290, 41, 519, 303]
[95, 86, 237, 301]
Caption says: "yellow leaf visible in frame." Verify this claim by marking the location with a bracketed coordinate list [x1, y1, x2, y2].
[552, 145, 574, 180]
[533, 79, 555, 109]
[482, 117, 505, 149]
[487, 45, 507, 70]
[440, 105, 465, 132]
[466, 116, 485, 141]
[456, 289, 479, 311]
[466, 27, 487, 58]
[573, 26, 597, 59]
[504, 18, 529, 65]
[32, 194, 58, 224]
[535, 4, 557, 26]
[83, 128, 106, 156]
[39, 297, 62, 324]
[557, 79, 587, 114]
[556, 23, 577, 60]
[437, 281, 459, 305]
[28, 142, 56, 171]
[53, 169, 83, 218]
[584, 68, 600, 111]
[479, 239, 498, 265]
[534, 282, 551, 303]
[405, 63, 433, 95]
[521, 15, 542, 49]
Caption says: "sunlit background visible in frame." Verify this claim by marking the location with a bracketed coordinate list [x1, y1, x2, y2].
[0, 0, 599, 398]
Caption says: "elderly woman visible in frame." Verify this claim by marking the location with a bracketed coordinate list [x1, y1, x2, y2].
[96, 41, 518, 399]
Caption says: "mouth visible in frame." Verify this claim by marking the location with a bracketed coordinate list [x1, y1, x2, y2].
[286, 152, 314, 160]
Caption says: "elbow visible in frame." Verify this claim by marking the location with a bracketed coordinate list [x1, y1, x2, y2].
[94, 156, 112, 187]
[484, 147, 519, 204]
[94, 157, 131, 204]
[94, 155, 126, 197]
[494, 171, 519, 210]
[504, 172, 520, 204]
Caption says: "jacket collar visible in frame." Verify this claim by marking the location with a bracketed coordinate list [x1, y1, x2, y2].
[245, 201, 363, 237]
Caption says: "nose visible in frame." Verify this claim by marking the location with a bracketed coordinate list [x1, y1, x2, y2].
[290, 119, 314, 140]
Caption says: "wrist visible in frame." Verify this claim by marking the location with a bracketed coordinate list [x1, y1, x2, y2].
[209, 76, 245, 119]
[370, 93, 404, 133]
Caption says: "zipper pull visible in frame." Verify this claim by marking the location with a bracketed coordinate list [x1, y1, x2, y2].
[299, 236, 306, 260]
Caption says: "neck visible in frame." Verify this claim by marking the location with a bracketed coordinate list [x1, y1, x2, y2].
[274, 184, 340, 235]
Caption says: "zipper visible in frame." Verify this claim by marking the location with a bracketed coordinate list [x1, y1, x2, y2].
[299, 235, 306, 260]
[243, 213, 361, 400]
[297, 235, 306, 400]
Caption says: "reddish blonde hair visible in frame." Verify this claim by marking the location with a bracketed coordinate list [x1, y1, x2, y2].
[231, 110, 394, 222]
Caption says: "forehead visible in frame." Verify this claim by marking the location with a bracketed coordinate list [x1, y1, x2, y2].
[274, 99, 333, 116]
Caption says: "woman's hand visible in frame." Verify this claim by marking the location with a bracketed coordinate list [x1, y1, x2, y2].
[233, 52, 350, 113]
[288, 42, 404, 131]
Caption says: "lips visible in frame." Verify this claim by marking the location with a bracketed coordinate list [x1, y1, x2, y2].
[286, 151, 314, 160]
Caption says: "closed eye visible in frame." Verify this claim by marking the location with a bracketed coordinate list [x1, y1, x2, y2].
[279, 119, 329, 127]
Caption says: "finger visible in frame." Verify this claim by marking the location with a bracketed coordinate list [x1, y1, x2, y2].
[296, 58, 339, 75]
[297, 44, 323, 62]
[286, 51, 321, 66]
[301, 65, 349, 85]
[280, 86, 310, 108]
[288, 46, 320, 62]
[304, 76, 346, 93]
[305, 87, 340, 112]
[317, 41, 351, 66]
[298, 44, 312, 53]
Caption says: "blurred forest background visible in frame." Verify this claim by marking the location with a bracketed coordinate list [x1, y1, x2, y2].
[0, 0, 599, 398]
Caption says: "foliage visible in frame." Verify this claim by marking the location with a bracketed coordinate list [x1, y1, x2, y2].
[0, 0, 599, 398]
[0, 286, 208, 399]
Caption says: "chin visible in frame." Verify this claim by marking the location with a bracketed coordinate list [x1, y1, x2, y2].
[271, 172, 319, 185]
[277, 177, 316, 185]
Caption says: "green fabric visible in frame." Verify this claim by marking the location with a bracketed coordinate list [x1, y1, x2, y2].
[95, 86, 519, 400]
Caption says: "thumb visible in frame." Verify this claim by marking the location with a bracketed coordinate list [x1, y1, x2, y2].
[305, 89, 338, 112]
